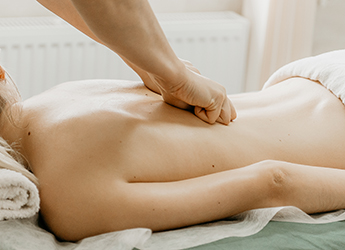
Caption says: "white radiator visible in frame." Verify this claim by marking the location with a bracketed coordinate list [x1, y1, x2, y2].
[0, 12, 249, 100]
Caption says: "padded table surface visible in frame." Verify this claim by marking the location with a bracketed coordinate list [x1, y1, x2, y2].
[185, 221, 345, 250]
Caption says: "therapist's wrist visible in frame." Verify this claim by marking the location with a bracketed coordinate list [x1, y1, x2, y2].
[153, 58, 189, 91]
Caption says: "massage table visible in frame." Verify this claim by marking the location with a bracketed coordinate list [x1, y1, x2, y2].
[2, 50, 345, 249]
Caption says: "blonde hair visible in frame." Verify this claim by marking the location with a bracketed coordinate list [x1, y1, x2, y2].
[0, 65, 38, 186]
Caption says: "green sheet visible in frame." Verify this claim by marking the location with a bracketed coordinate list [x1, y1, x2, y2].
[185, 221, 345, 250]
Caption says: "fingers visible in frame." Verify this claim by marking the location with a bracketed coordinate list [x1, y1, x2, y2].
[216, 97, 231, 125]
[195, 97, 236, 125]
[194, 106, 212, 124]
[159, 60, 236, 125]
[216, 97, 237, 124]
[230, 99, 237, 121]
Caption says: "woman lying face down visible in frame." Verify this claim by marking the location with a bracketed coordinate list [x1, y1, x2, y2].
[1, 59, 345, 242]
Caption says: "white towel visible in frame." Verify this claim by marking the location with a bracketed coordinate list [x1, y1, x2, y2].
[0, 168, 40, 220]
[263, 49, 345, 104]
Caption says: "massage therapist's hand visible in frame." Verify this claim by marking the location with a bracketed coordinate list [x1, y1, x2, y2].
[158, 65, 237, 125]
[125, 58, 237, 125]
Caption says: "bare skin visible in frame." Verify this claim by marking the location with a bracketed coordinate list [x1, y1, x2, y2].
[2, 77, 345, 241]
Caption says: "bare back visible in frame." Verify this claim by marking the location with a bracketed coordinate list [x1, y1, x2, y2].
[22, 77, 345, 180]
[19, 77, 345, 240]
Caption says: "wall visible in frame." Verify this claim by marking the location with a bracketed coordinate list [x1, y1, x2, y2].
[149, 0, 242, 13]
[1, 0, 344, 54]
[242, 0, 317, 91]
[0, 0, 51, 17]
[0, 0, 242, 17]
[2, 0, 344, 92]
[312, 0, 345, 55]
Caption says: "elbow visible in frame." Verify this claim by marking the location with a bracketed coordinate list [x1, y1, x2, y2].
[255, 160, 293, 207]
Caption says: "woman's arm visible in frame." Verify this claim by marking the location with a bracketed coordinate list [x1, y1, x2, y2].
[36, 0, 236, 124]
[117, 160, 345, 232]
[41, 160, 345, 241]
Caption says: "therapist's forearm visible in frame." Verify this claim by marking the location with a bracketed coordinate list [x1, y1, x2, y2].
[37, 0, 162, 93]
[70, 0, 185, 83]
